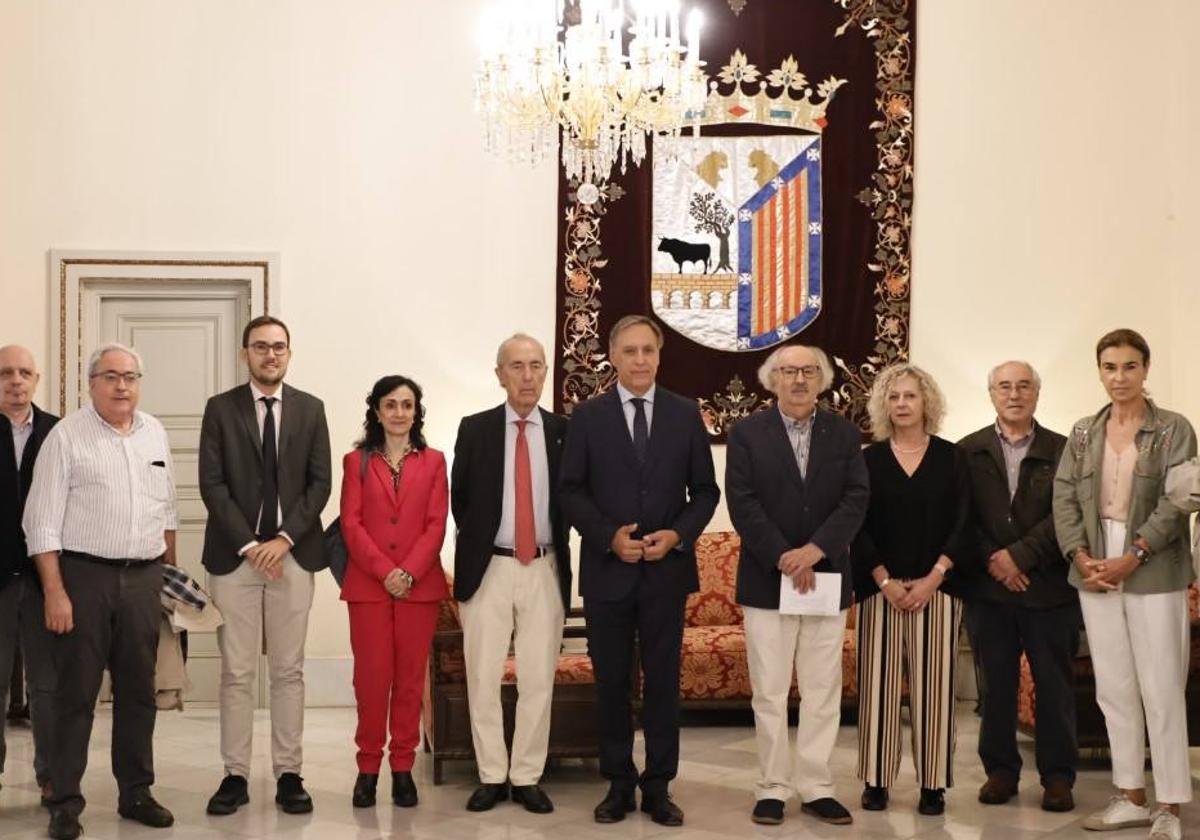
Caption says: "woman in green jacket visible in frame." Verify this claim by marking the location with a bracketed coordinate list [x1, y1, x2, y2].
[1052, 329, 1195, 840]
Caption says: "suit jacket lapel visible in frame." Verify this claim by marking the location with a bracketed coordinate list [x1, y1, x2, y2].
[540, 407, 563, 485]
[236, 385, 262, 464]
[605, 389, 638, 471]
[277, 383, 297, 462]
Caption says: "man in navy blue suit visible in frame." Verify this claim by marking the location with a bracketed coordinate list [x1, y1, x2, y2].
[560, 314, 719, 827]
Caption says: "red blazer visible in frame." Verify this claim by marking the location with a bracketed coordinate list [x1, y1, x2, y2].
[339, 447, 449, 604]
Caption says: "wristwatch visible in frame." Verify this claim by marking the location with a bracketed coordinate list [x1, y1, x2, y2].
[1131, 544, 1151, 566]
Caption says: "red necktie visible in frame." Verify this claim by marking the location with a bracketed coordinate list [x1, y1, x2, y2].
[514, 419, 536, 564]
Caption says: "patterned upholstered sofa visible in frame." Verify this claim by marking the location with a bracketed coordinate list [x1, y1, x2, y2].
[1016, 583, 1200, 748]
[422, 578, 598, 784]
[665, 531, 859, 712]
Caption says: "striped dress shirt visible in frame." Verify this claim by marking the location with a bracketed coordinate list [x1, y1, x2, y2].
[23, 405, 178, 561]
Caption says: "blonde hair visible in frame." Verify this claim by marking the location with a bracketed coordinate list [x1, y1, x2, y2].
[756, 345, 834, 393]
[867, 362, 946, 441]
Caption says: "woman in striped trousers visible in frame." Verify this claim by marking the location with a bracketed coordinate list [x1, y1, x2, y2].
[851, 364, 973, 816]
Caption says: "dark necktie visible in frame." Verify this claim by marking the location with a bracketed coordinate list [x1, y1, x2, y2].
[631, 397, 648, 464]
[260, 396, 279, 539]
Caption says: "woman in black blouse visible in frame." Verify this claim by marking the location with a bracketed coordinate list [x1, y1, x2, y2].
[852, 363, 971, 816]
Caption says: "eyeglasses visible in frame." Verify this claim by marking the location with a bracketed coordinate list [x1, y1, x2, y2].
[248, 342, 290, 356]
[777, 365, 822, 381]
[90, 371, 142, 386]
[991, 381, 1036, 395]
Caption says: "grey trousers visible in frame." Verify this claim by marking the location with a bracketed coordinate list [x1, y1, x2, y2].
[0, 573, 56, 785]
[50, 554, 162, 815]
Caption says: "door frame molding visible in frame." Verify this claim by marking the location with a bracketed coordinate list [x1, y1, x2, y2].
[48, 250, 279, 415]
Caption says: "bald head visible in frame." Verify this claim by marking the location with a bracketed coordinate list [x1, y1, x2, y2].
[0, 345, 40, 420]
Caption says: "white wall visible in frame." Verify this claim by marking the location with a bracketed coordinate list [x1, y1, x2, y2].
[1, 1, 1196, 663]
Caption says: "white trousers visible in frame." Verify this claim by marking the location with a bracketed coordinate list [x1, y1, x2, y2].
[743, 605, 848, 802]
[1078, 520, 1193, 804]
[210, 554, 314, 779]
[459, 552, 565, 786]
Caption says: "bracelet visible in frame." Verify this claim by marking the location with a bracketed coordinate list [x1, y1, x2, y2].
[878, 576, 892, 590]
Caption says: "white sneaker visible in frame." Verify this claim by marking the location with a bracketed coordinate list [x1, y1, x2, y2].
[1082, 795, 1152, 831]
[1149, 808, 1183, 840]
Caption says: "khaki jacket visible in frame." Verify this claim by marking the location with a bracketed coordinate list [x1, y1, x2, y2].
[1053, 400, 1197, 594]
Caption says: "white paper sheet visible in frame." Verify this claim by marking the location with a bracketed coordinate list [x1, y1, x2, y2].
[778, 571, 842, 616]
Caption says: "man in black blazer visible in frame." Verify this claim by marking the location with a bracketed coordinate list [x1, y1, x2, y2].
[958, 361, 1076, 813]
[198, 316, 331, 817]
[0, 345, 58, 799]
[452, 334, 571, 815]
[560, 315, 719, 827]
[725, 344, 868, 827]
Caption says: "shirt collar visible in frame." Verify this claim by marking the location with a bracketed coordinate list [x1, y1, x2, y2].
[779, 405, 816, 433]
[7, 408, 33, 432]
[616, 382, 656, 406]
[86, 403, 143, 434]
[994, 419, 1034, 448]
[505, 403, 542, 425]
[250, 381, 283, 403]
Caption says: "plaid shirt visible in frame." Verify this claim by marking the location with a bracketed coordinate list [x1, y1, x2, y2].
[161, 564, 208, 611]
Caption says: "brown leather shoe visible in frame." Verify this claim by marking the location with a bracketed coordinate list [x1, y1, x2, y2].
[1041, 778, 1074, 812]
[978, 773, 1018, 805]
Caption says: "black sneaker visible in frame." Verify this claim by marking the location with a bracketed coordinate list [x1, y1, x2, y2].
[918, 787, 945, 816]
[861, 785, 889, 811]
[118, 793, 174, 828]
[751, 798, 785, 825]
[276, 772, 314, 814]
[206, 775, 249, 815]
[801, 797, 853, 825]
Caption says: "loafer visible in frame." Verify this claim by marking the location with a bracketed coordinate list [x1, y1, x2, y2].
[206, 774, 249, 815]
[1041, 778, 1074, 812]
[918, 787, 945, 816]
[466, 782, 508, 812]
[352, 773, 377, 808]
[641, 792, 684, 827]
[275, 772, 314, 814]
[391, 771, 417, 808]
[751, 798, 785, 825]
[47, 810, 82, 840]
[861, 785, 889, 811]
[511, 784, 554, 814]
[979, 773, 1018, 805]
[593, 786, 636, 823]
[118, 793, 175, 828]
[801, 797, 853, 825]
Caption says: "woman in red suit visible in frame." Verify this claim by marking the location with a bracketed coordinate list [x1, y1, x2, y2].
[340, 374, 448, 809]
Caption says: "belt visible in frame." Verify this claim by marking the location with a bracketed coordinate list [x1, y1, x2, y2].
[62, 550, 162, 568]
[492, 545, 553, 559]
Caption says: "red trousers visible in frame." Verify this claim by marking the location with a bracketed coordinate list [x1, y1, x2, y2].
[347, 599, 439, 773]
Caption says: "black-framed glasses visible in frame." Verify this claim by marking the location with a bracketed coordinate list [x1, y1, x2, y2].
[90, 371, 143, 385]
[248, 342, 290, 356]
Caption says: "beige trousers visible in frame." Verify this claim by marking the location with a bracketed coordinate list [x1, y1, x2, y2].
[210, 554, 314, 778]
[459, 552, 564, 786]
[743, 606, 848, 802]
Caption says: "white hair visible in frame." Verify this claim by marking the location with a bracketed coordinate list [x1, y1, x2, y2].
[987, 360, 1042, 390]
[495, 333, 546, 367]
[756, 345, 835, 393]
[87, 342, 143, 377]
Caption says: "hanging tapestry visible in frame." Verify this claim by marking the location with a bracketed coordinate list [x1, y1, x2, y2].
[554, 0, 915, 439]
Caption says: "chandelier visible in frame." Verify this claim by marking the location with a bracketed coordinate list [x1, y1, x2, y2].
[476, 0, 708, 203]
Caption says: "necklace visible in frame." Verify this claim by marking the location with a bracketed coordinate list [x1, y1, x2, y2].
[890, 436, 929, 454]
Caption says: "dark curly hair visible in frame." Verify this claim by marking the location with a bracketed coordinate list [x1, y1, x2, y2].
[354, 375, 427, 452]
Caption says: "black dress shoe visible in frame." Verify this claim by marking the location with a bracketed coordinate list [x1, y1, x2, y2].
[751, 798, 785, 825]
[47, 810, 82, 840]
[276, 772, 314, 814]
[802, 797, 853, 825]
[861, 785, 889, 811]
[593, 787, 636, 823]
[207, 774, 249, 815]
[511, 784, 554, 814]
[466, 782, 508, 812]
[392, 771, 418, 808]
[352, 773, 378, 808]
[641, 792, 684, 827]
[918, 787, 945, 815]
[118, 793, 175, 828]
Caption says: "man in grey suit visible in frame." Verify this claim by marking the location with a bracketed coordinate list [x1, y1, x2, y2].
[198, 315, 331, 816]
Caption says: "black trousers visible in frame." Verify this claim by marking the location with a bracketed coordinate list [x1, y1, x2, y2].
[584, 586, 686, 796]
[967, 599, 1081, 786]
[51, 554, 161, 815]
